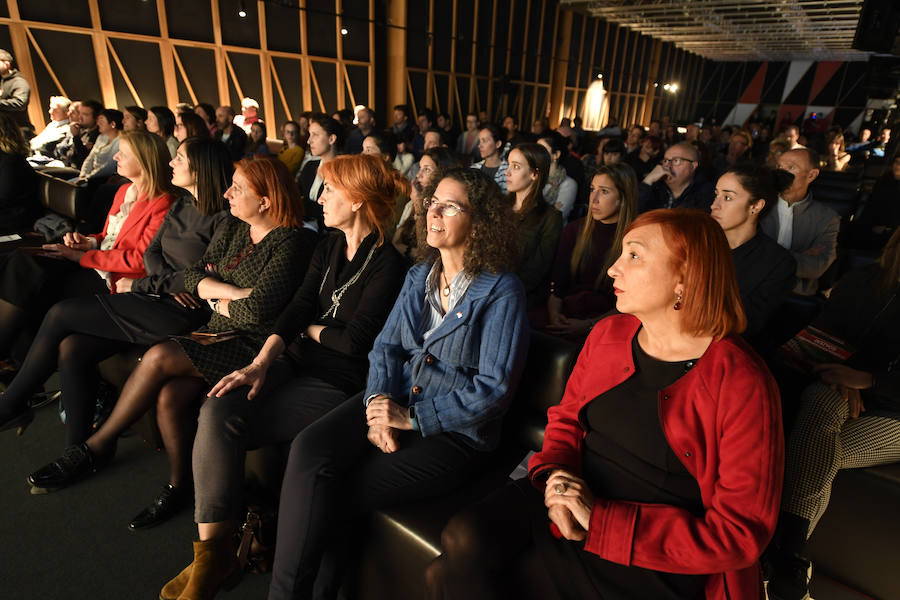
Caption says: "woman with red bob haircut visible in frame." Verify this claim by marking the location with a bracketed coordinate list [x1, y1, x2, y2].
[428, 208, 784, 600]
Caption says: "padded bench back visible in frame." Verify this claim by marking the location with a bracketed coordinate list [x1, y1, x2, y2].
[506, 331, 580, 452]
[36, 171, 79, 219]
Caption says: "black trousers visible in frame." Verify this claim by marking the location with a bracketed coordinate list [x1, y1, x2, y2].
[268, 392, 483, 600]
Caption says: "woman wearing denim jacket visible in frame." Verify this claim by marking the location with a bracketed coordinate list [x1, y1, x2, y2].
[266, 168, 529, 600]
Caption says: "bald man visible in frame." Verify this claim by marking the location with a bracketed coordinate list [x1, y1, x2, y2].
[638, 141, 714, 212]
[760, 147, 839, 295]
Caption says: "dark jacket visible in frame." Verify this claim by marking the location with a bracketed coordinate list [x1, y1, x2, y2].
[274, 231, 408, 393]
[216, 125, 247, 162]
[0, 68, 31, 128]
[816, 264, 900, 418]
[61, 126, 100, 170]
[0, 151, 39, 233]
[297, 159, 324, 230]
[530, 314, 783, 600]
[131, 194, 229, 294]
[517, 201, 563, 308]
[638, 176, 714, 213]
[732, 231, 797, 338]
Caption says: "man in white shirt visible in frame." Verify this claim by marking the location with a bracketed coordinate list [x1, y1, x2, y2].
[760, 148, 839, 295]
[30, 96, 71, 157]
[782, 125, 804, 150]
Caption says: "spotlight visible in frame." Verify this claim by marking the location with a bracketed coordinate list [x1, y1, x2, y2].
[596, 73, 603, 79]
[238, 0, 247, 18]
[341, 27, 349, 36]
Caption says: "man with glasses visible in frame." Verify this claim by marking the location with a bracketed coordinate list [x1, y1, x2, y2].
[760, 147, 839, 296]
[638, 142, 713, 213]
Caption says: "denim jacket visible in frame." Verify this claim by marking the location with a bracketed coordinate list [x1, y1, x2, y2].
[365, 262, 529, 450]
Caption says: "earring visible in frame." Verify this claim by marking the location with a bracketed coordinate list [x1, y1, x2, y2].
[673, 290, 683, 311]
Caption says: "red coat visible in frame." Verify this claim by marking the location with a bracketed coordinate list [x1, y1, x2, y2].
[529, 314, 784, 600]
[78, 183, 173, 291]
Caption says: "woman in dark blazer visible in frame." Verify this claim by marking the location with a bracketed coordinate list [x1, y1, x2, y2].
[158, 153, 411, 600]
[296, 114, 344, 232]
[24, 159, 315, 517]
[0, 138, 230, 446]
[506, 143, 563, 309]
[266, 168, 528, 600]
[0, 131, 175, 364]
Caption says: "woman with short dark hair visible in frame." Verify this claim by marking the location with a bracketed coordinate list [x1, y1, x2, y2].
[266, 168, 528, 599]
[0, 112, 38, 233]
[471, 124, 508, 192]
[297, 114, 345, 231]
[428, 209, 783, 600]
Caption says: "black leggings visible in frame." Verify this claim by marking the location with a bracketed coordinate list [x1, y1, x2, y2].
[0, 295, 132, 445]
[268, 393, 483, 600]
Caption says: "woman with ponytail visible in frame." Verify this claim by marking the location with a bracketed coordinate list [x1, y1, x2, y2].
[711, 164, 797, 340]
[159, 153, 410, 600]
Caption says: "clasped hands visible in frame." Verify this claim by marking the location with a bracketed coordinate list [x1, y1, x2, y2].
[40, 231, 93, 261]
[544, 469, 595, 542]
[365, 395, 413, 454]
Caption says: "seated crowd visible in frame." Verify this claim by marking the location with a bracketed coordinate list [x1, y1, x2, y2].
[0, 82, 898, 600]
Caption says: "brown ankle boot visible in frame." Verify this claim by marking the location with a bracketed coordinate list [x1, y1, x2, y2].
[160, 561, 193, 600]
[176, 538, 242, 600]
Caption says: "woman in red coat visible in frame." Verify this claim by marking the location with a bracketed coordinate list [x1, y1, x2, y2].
[427, 209, 784, 600]
[0, 130, 174, 364]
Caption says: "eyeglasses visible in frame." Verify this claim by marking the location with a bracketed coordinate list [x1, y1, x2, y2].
[224, 242, 255, 270]
[660, 157, 696, 167]
[423, 197, 469, 217]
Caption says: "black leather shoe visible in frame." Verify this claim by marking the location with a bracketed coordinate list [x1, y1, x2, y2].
[128, 484, 189, 531]
[27, 443, 100, 494]
[0, 405, 33, 436]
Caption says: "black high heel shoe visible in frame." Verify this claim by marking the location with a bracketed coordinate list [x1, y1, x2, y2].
[0, 406, 34, 436]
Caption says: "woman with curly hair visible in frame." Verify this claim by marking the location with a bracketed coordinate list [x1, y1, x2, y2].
[266, 168, 530, 600]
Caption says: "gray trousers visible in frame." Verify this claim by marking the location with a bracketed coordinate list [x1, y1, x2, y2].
[192, 357, 348, 523]
[783, 381, 900, 538]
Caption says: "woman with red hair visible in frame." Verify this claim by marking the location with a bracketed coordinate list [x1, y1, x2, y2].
[158, 153, 411, 600]
[428, 209, 784, 600]
[26, 158, 315, 512]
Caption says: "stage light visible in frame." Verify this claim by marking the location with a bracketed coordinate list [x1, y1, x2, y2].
[341, 27, 349, 36]
[238, 1, 247, 18]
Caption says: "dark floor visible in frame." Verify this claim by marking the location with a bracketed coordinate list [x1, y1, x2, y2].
[0, 402, 271, 600]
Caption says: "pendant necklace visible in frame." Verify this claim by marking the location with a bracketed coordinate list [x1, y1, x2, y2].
[441, 270, 452, 297]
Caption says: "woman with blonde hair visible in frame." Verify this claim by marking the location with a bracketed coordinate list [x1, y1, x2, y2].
[158, 153, 410, 600]
[541, 162, 638, 340]
[0, 130, 174, 366]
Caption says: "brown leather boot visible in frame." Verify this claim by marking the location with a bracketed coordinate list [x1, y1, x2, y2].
[176, 538, 242, 600]
[159, 562, 192, 600]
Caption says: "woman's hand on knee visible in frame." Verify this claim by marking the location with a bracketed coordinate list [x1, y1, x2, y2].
[813, 363, 874, 390]
[208, 362, 267, 399]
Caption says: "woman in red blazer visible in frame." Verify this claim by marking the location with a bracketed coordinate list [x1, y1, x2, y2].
[427, 209, 784, 600]
[0, 130, 174, 365]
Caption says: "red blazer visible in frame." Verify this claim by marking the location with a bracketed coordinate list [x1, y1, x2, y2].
[78, 183, 173, 291]
[529, 314, 784, 600]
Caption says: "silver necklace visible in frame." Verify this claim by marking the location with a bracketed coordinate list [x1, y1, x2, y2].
[319, 243, 377, 318]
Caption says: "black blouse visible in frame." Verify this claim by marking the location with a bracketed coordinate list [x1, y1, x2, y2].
[274, 231, 408, 393]
[732, 230, 796, 338]
[131, 193, 229, 294]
